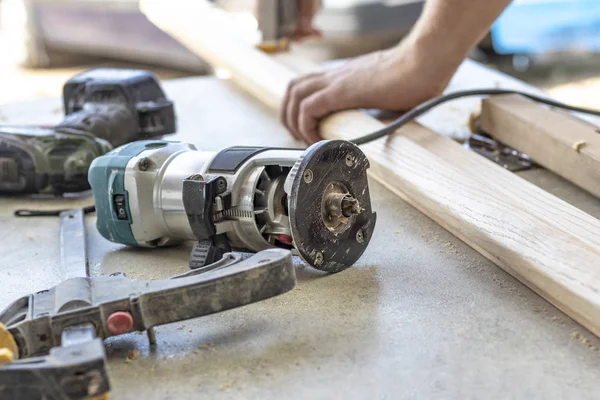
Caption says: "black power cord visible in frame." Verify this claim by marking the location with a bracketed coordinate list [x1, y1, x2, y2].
[14, 205, 95, 217]
[350, 89, 600, 145]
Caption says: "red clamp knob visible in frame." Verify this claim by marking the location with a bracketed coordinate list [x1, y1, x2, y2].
[107, 311, 134, 335]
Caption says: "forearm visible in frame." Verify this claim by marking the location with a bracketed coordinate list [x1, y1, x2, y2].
[400, 0, 513, 71]
[281, 0, 514, 142]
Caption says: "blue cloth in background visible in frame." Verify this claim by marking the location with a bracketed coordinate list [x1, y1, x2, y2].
[490, 0, 600, 54]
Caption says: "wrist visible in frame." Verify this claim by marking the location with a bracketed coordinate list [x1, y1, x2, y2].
[389, 32, 460, 93]
[411, 28, 465, 72]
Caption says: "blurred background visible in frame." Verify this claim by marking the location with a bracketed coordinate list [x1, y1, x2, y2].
[0, 0, 598, 108]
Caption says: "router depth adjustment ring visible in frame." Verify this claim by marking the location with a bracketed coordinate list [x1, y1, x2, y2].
[288, 140, 377, 273]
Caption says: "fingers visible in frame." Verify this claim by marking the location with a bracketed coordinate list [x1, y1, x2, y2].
[280, 73, 325, 139]
[281, 71, 348, 145]
[285, 77, 327, 138]
[297, 87, 342, 144]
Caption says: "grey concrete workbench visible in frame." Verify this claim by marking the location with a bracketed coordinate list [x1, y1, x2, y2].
[2, 60, 600, 399]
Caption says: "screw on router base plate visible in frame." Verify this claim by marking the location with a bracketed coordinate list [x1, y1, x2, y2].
[356, 229, 365, 244]
[345, 153, 355, 166]
[303, 169, 313, 184]
[314, 252, 324, 266]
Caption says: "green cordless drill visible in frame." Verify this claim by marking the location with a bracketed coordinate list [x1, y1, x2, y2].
[0, 68, 176, 195]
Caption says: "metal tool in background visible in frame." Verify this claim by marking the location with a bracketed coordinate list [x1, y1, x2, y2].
[253, 0, 425, 54]
[466, 113, 537, 172]
[464, 133, 537, 172]
[255, 0, 298, 52]
[0, 68, 176, 195]
[88, 139, 377, 274]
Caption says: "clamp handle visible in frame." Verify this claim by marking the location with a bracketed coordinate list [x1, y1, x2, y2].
[0, 249, 296, 399]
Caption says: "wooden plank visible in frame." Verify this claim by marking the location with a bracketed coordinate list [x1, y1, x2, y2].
[333, 119, 600, 338]
[144, 1, 600, 338]
[401, 122, 600, 251]
[480, 94, 600, 199]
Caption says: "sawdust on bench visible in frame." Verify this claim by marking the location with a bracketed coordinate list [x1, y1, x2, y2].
[571, 331, 598, 351]
[125, 349, 140, 363]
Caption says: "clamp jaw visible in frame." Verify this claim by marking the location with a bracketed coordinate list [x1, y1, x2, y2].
[0, 249, 295, 400]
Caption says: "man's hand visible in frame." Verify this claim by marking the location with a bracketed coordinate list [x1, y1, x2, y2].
[281, 0, 513, 144]
[281, 41, 452, 144]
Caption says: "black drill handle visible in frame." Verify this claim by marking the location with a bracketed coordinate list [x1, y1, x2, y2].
[57, 104, 139, 148]
[60, 68, 177, 147]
